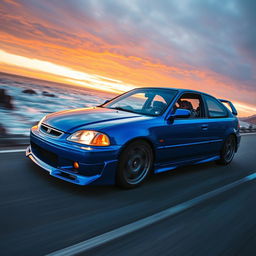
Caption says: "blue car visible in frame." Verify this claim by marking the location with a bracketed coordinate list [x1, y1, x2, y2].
[26, 88, 240, 188]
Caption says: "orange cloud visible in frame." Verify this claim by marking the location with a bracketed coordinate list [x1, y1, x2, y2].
[0, 0, 255, 117]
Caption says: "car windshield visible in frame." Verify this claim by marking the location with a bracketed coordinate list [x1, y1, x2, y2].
[102, 88, 177, 116]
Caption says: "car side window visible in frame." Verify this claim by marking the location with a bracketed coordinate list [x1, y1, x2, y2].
[204, 95, 228, 118]
[173, 93, 205, 118]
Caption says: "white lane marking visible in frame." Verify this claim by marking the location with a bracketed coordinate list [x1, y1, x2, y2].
[0, 149, 26, 154]
[241, 133, 256, 136]
[47, 171, 256, 256]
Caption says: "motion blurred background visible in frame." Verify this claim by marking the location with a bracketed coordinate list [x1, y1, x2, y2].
[0, 0, 256, 145]
[1, 2, 256, 256]
[0, 72, 113, 141]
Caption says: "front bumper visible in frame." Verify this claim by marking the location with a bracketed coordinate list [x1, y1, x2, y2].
[26, 127, 120, 185]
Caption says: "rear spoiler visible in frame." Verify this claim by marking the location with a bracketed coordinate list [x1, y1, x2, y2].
[218, 99, 238, 116]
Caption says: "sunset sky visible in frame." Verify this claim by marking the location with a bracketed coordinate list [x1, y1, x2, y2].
[0, 0, 255, 116]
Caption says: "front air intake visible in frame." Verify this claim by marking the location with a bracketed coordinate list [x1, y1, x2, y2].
[40, 123, 63, 137]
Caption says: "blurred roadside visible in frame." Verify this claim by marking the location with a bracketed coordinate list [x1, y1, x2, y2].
[239, 127, 256, 133]
[0, 72, 113, 148]
[0, 135, 29, 148]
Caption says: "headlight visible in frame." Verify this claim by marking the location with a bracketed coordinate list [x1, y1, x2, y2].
[67, 130, 110, 146]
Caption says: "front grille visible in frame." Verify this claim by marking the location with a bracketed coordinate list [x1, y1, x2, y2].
[31, 142, 58, 167]
[40, 123, 63, 137]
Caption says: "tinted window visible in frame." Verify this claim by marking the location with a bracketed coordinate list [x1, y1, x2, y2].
[205, 95, 228, 118]
[174, 93, 205, 118]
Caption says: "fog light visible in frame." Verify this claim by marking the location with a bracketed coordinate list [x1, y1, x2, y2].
[73, 161, 79, 169]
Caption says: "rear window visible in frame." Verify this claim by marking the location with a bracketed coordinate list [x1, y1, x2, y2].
[205, 95, 228, 118]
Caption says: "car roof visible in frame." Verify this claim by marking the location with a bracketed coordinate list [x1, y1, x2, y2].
[135, 87, 211, 96]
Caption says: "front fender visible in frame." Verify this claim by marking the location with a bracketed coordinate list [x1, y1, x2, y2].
[104, 118, 163, 148]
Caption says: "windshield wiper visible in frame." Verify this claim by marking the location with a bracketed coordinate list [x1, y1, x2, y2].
[109, 107, 136, 114]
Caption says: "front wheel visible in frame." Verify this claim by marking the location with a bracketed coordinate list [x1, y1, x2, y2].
[216, 135, 236, 165]
[116, 140, 153, 189]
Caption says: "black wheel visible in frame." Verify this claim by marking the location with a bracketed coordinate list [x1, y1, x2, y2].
[116, 140, 153, 188]
[216, 135, 236, 165]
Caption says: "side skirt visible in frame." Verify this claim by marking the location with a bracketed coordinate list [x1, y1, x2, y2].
[154, 155, 220, 174]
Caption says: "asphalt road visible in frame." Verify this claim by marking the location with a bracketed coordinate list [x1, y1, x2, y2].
[0, 134, 256, 256]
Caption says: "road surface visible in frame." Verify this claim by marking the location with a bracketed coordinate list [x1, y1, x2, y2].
[0, 134, 256, 256]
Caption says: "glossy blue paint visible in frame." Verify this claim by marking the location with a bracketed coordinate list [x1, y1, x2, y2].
[26, 88, 241, 186]
[171, 108, 191, 118]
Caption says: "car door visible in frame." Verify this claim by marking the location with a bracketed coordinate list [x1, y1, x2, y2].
[156, 92, 212, 165]
[200, 94, 230, 155]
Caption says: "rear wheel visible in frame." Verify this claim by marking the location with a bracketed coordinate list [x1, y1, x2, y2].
[216, 135, 236, 165]
[116, 140, 153, 188]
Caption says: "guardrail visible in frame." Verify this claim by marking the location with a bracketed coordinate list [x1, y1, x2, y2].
[240, 128, 256, 133]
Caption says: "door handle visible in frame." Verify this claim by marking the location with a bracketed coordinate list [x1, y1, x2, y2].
[201, 124, 208, 131]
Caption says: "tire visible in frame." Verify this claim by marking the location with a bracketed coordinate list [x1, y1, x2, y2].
[216, 135, 236, 165]
[116, 140, 153, 189]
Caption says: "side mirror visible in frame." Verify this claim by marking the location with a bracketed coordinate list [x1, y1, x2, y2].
[168, 108, 191, 121]
[174, 108, 191, 118]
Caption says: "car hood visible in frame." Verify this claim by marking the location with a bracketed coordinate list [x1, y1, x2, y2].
[43, 107, 143, 133]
